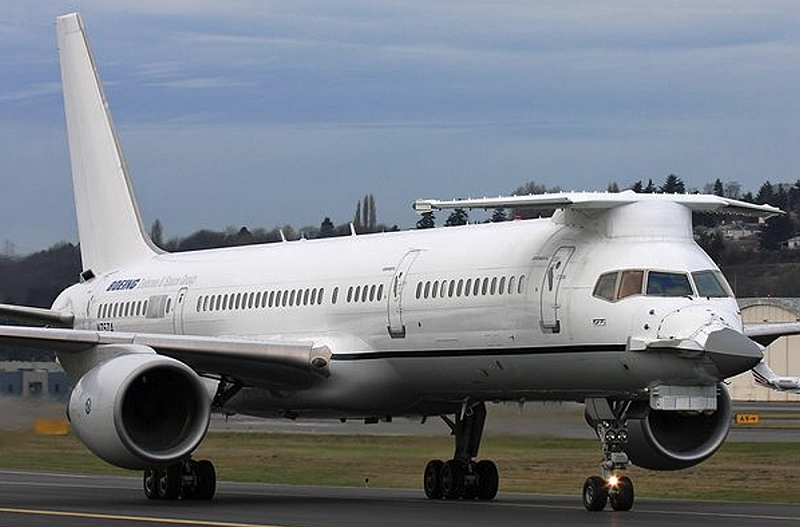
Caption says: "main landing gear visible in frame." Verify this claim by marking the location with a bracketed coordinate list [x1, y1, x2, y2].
[582, 399, 634, 512]
[423, 401, 499, 501]
[143, 458, 217, 500]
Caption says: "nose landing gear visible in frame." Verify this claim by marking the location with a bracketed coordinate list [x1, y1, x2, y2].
[583, 398, 635, 512]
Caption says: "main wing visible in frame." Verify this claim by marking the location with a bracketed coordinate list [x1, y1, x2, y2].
[0, 324, 330, 389]
[413, 191, 782, 216]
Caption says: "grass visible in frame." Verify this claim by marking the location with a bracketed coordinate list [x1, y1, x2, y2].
[1, 429, 800, 503]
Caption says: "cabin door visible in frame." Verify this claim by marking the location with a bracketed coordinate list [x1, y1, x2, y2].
[172, 287, 189, 334]
[540, 246, 575, 333]
[387, 250, 421, 338]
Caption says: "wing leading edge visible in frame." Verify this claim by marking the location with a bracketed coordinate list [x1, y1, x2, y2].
[0, 324, 330, 389]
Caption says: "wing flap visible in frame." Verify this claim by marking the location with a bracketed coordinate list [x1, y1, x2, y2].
[0, 303, 74, 327]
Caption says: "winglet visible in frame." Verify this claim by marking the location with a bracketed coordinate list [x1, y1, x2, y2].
[56, 13, 160, 276]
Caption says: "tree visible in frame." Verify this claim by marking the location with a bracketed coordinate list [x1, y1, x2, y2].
[444, 208, 469, 227]
[490, 208, 508, 223]
[760, 214, 794, 251]
[711, 179, 724, 196]
[643, 179, 657, 193]
[723, 181, 741, 200]
[353, 200, 362, 232]
[319, 217, 336, 238]
[606, 182, 620, 193]
[630, 181, 643, 193]
[756, 181, 776, 205]
[661, 174, 685, 194]
[416, 211, 435, 229]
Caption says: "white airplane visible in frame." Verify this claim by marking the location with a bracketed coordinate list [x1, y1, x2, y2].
[1, 12, 798, 511]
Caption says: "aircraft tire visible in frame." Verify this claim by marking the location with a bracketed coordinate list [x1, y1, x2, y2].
[582, 476, 608, 511]
[158, 464, 182, 500]
[424, 460, 444, 499]
[441, 460, 465, 499]
[193, 460, 217, 500]
[476, 460, 499, 500]
[143, 467, 160, 500]
[608, 476, 634, 511]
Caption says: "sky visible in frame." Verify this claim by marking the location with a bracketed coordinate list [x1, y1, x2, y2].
[1, 1, 800, 254]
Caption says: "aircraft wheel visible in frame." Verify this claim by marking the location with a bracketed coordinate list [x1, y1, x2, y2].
[609, 476, 634, 511]
[143, 467, 160, 500]
[424, 460, 444, 499]
[193, 460, 217, 500]
[158, 464, 181, 500]
[582, 476, 608, 512]
[476, 460, 499, 500]
[441, 460, 465, 499]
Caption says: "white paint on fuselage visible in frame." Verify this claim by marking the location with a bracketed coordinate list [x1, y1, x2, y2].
[53, 208, 742, 416]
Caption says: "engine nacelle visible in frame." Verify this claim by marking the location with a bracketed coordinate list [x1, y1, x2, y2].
[626, 384, 732, 470]
[68, 351, 211, 470]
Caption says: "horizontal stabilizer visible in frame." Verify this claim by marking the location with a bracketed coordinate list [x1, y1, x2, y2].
[413, 191, 782, 217]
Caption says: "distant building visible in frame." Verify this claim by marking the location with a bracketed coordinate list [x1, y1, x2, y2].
[0, 362, 69, 399]
[781, 235, 800, 250]
[728, 298, 800, 402]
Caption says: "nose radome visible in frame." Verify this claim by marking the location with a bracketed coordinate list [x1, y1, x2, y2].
[657, 305, 763, 378]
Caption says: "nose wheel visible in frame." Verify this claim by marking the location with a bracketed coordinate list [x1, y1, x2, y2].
[582, 474, 634, 512]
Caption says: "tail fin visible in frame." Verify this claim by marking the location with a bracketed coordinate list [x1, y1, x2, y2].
[56, 13, 160, 276]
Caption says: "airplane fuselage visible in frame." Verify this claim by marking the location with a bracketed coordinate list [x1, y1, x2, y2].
[54, 203, 741, 418]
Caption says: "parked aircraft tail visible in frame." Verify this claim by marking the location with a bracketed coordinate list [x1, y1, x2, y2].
[56, 13, 160, 278]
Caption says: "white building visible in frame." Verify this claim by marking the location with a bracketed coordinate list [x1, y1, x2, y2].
[728, 298, 800, 401]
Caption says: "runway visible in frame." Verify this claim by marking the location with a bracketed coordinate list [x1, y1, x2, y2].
[1, 470, 799, 527]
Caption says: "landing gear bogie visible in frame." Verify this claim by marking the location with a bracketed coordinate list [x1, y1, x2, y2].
[422, 401, 500, 502]
[143, 458, 217, 501]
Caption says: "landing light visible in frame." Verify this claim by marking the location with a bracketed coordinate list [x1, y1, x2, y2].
[608, 475, 619, 487]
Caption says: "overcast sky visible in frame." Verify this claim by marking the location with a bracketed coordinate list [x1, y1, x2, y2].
[2, 1, 799, 254]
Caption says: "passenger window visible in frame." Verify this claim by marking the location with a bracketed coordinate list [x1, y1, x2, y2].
[482, 278, 489, 296]
[457, 279, 464, 297]
[377, 284, 383, 301]
[618, 270, 644, 299]
[490, 277, 498, 295]
[424, 281, 431, 299]
[498, 277, 506, 295]
[416, 282, 422, 299]
[318, 288, 325, 304]
[303, 289, 310, 306]
[508, 276, 516, 295]
[692, 270, 731, 298]
[473, 278, 481, 296]
[647, 271, 693, 297]
[369, 285, 376, 302]
[448, 281, 455, 297]
[362, 286, 369, 302]
[518, 275, 525, 294]
[464, 279, 472, 297]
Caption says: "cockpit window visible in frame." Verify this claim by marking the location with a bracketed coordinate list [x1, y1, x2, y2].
[618, 270, 644, 299]
[646, 271, 693, 297]
[692, 270, 732, 298]
[593, 272, 618, 301]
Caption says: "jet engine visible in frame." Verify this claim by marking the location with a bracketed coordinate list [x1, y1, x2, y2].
[67, 350, 211, 469]
[626, 384, 732, 471]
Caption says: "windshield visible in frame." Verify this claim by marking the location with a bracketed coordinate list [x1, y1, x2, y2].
[692, 270, 732, 298]
[646, 271, 693, 297]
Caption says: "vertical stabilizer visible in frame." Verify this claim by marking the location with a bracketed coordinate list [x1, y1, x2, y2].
[56, 13, 160, 275]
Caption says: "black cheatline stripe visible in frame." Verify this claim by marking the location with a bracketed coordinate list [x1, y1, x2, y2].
[331, 344, 627, 361]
